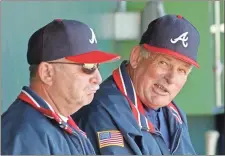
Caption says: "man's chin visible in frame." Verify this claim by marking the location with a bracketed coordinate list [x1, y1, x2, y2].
[84, 97, 94, 105]
[148, 100, 171, 109]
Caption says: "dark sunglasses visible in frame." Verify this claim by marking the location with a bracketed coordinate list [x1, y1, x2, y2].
[48, 62, 99, 74]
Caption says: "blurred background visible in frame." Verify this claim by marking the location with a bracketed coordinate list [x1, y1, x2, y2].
[1, 1, 224, 155]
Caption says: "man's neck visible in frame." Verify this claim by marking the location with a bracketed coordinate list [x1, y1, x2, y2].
[29, 83, 74, 117]
[143, 103, 161, 112]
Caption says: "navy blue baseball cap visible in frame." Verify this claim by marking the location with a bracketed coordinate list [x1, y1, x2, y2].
[27, 19, 120, 65]
[140, 15, 200, 68]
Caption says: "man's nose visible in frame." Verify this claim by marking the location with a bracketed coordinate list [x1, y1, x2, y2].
[90, 68, 102, 85]
[164, 70, 177, 84]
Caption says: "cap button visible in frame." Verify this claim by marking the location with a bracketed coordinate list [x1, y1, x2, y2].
[55, 19, 62, 22]
[177, 15, 183, 19]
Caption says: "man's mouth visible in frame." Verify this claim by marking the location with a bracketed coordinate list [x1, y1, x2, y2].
[153, 83, 169, 95]
[88, 86, 99, 94]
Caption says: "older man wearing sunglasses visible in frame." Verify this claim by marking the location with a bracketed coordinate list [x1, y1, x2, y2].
[1, 19, 120, 155]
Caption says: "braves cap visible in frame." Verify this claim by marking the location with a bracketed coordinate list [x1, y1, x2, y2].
[27, 19, 120, 65]
[140, 15, 200, 68]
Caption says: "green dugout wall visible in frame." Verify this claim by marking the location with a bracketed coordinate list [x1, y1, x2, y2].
[1, 1, 119, 111]
[1, 1, 224, 154]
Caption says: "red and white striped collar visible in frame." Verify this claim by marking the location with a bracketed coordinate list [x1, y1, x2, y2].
[18, 86, 86, 137]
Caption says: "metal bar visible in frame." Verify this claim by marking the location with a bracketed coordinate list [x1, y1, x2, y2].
[214, 1, 222, 107]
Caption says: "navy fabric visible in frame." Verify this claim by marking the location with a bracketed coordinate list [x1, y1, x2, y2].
[1, 87, 95, 155]
[144, 107, 160, 129]
[144, 107, 171, 149]
[72, 62, 196, 155]
[159, 109, 171, 150]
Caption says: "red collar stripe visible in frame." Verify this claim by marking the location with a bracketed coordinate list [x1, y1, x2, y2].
[168, 103, 182, 124]
[113, 68, 155, 133]
[18, 89, 86, 137]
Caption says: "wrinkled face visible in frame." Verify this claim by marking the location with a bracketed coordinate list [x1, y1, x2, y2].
[49, 59, 102, 108]
[130, 46, 192, 109]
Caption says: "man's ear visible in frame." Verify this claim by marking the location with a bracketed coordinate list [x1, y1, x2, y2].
[129, 45, 142, 69]
[37, 62, 54, 85]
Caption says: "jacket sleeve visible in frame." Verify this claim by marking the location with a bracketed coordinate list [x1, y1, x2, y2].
[2, 123, 51, 155]
[74, 103, 135, 155]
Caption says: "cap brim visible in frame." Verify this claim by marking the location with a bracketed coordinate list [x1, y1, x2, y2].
[65, 51, 120, 64]
[143, 44, 199, 68]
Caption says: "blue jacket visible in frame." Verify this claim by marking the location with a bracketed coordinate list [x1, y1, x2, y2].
[1, 86, 95, 155]
[72, 62, 196, 155]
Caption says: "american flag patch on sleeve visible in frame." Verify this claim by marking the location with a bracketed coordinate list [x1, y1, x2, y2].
[97, 130, 124, 148]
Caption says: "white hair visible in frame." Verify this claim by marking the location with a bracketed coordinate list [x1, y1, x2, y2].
[139, 45, 193, 73]
[140, 49, 150, 59]
[139, 46, 158, 60]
